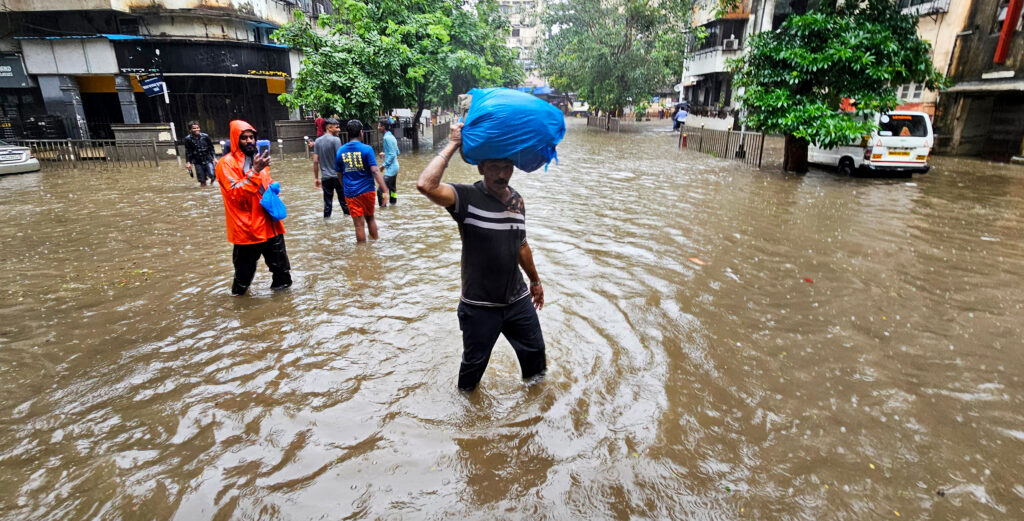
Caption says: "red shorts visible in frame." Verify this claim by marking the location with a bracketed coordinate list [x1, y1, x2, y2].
[345, 191, 377, 218]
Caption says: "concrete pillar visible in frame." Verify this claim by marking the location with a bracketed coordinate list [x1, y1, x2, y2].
[759, 0, 776, 33]
[286, 79, 300, 120]
[38, 75, 89, 139]
[115, 75, 140, 125]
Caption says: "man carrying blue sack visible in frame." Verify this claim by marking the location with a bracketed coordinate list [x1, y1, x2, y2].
[416, 122, 546, 392]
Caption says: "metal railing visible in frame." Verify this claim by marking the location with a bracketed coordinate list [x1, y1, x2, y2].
[679, 125, 764, 168]
[586, 116, 634, 132]
[432, 120, 451, 147]
[13, 139, 164, 169]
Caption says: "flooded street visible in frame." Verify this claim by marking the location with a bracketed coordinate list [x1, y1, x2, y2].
[2, 119, 1024, 520]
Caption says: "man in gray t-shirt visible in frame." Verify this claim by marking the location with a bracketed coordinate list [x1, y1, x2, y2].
[312, 118, 348, 217]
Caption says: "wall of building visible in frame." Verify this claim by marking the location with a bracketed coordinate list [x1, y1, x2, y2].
[949, 0, 1024, 80]
[4, 0, 292, 25]
[502, 0, 544, 87]
[934, 0, 1024, 160]
[896, 1, 971, 115]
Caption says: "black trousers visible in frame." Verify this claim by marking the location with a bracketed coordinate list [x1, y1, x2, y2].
[322, 177, 349, 217]
[456, 296, 546, 391]
[231, 234, 292, 295]
[377, 175, 397, 206]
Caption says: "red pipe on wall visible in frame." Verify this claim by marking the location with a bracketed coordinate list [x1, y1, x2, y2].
[995, 0, 1023, 64]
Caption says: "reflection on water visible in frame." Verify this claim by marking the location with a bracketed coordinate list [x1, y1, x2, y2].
[1, 120, 1023, 519]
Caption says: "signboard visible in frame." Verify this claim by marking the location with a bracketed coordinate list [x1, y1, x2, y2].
[139, 75, 166, 97]
[0, 53, 32, 88]
[113, 41, 291, 78]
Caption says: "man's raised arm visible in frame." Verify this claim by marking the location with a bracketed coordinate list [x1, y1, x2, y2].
[416, 122, 462, 208]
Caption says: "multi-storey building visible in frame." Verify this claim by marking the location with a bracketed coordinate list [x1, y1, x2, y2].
[0, 0, 330, 141]
[679, 0, 789, 130]
[500, 0, 544, 88]
[894, 0, 971, 117]
[934, 0, 1024, 162]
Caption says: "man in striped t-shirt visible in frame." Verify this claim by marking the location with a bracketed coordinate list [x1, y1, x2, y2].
[416, 122, 546, 392]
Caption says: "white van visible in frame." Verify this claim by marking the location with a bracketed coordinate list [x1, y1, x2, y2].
[808, 111, 933, 176]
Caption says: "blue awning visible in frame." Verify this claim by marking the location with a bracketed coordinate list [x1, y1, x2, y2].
[533, 86, 553, 95]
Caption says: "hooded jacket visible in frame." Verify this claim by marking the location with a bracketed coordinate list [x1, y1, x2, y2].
[216, 120, 285, 245]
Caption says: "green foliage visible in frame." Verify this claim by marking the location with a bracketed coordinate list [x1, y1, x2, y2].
[536, 0, 693, 115]
[733, 0, 950, 149]
[272, 0, 524, 123]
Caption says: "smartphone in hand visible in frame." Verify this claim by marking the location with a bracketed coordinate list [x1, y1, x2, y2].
[257, 139, 271, 156]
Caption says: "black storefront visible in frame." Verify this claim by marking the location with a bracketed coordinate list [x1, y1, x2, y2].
[114, 40, 291, 141]
[0, 53, 45, 140]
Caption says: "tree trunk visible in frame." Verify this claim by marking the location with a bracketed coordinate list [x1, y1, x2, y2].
[412, 86, 425, 151]
[783, 134, 809, 173]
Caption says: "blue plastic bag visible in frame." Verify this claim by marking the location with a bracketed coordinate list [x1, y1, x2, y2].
[461, 88, 566, 172]
[260, 182, 287, 221]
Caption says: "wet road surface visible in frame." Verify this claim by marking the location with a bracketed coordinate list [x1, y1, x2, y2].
[1, 119, 1023, 519]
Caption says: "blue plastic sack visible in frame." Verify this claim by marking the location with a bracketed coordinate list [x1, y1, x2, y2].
[257, 139, 271, 155]
[260, 182, 287, 221]
[461, 88, 566, 172]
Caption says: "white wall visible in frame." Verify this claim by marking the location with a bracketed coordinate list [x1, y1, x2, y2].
[6, 0, 291, 26]
[21, 38, 119, 75]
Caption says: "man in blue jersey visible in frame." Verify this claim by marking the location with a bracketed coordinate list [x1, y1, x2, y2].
[336, 119, 389, 242]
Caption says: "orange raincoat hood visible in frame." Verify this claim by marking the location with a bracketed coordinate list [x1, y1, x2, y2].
[229, 119, 257, 160]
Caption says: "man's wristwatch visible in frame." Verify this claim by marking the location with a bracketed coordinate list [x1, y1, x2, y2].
[530, 280, 542, 287]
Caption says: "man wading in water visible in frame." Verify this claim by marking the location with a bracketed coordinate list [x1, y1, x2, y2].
[184, 121, 216, 187]
[336, 119, 388, 242]
[216, 120, 292, 295]
[416, 122, 546, 392]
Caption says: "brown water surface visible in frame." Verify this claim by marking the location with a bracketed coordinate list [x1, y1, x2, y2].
[2, 120, 1023, 520]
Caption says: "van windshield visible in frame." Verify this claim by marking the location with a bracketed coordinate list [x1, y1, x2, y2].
[879, 114, 928, 137]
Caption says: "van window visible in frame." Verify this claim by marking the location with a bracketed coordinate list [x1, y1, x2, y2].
[879, 114, 928, 137]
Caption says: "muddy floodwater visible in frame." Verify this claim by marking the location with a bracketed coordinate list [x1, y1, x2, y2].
[2, 120, 1023, 520]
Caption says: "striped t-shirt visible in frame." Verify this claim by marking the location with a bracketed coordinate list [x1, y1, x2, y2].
[446, 181, 530, 306]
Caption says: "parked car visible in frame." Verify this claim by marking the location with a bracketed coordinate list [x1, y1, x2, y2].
[809, 111, 933, 176]
[0, 141, 41, 175]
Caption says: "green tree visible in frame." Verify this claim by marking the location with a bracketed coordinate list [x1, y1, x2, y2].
[536, 0, 693, 128]
[273, 11, 382, 122]
[732, 0, 948, 173]
[274, 0, 523, 149]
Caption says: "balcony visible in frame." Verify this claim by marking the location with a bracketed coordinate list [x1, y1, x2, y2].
[682, 45, 741, 77]
[682, 17, 746, 77]
[900, 0, 950, 16]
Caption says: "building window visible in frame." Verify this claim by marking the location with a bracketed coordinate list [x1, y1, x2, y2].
[992, 1, 1023, 34]
[899, 83, 925, 102]
[511, 28, 520, 37]
[117, 17, 140, 35]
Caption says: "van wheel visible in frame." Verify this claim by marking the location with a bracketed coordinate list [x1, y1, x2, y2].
[838, 158, 855, 176]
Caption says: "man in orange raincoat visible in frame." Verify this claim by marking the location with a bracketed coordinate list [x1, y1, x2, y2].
[216, 120, 292, 296]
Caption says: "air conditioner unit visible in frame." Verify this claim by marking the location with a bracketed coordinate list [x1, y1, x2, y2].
[723, 38, 740, 51]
